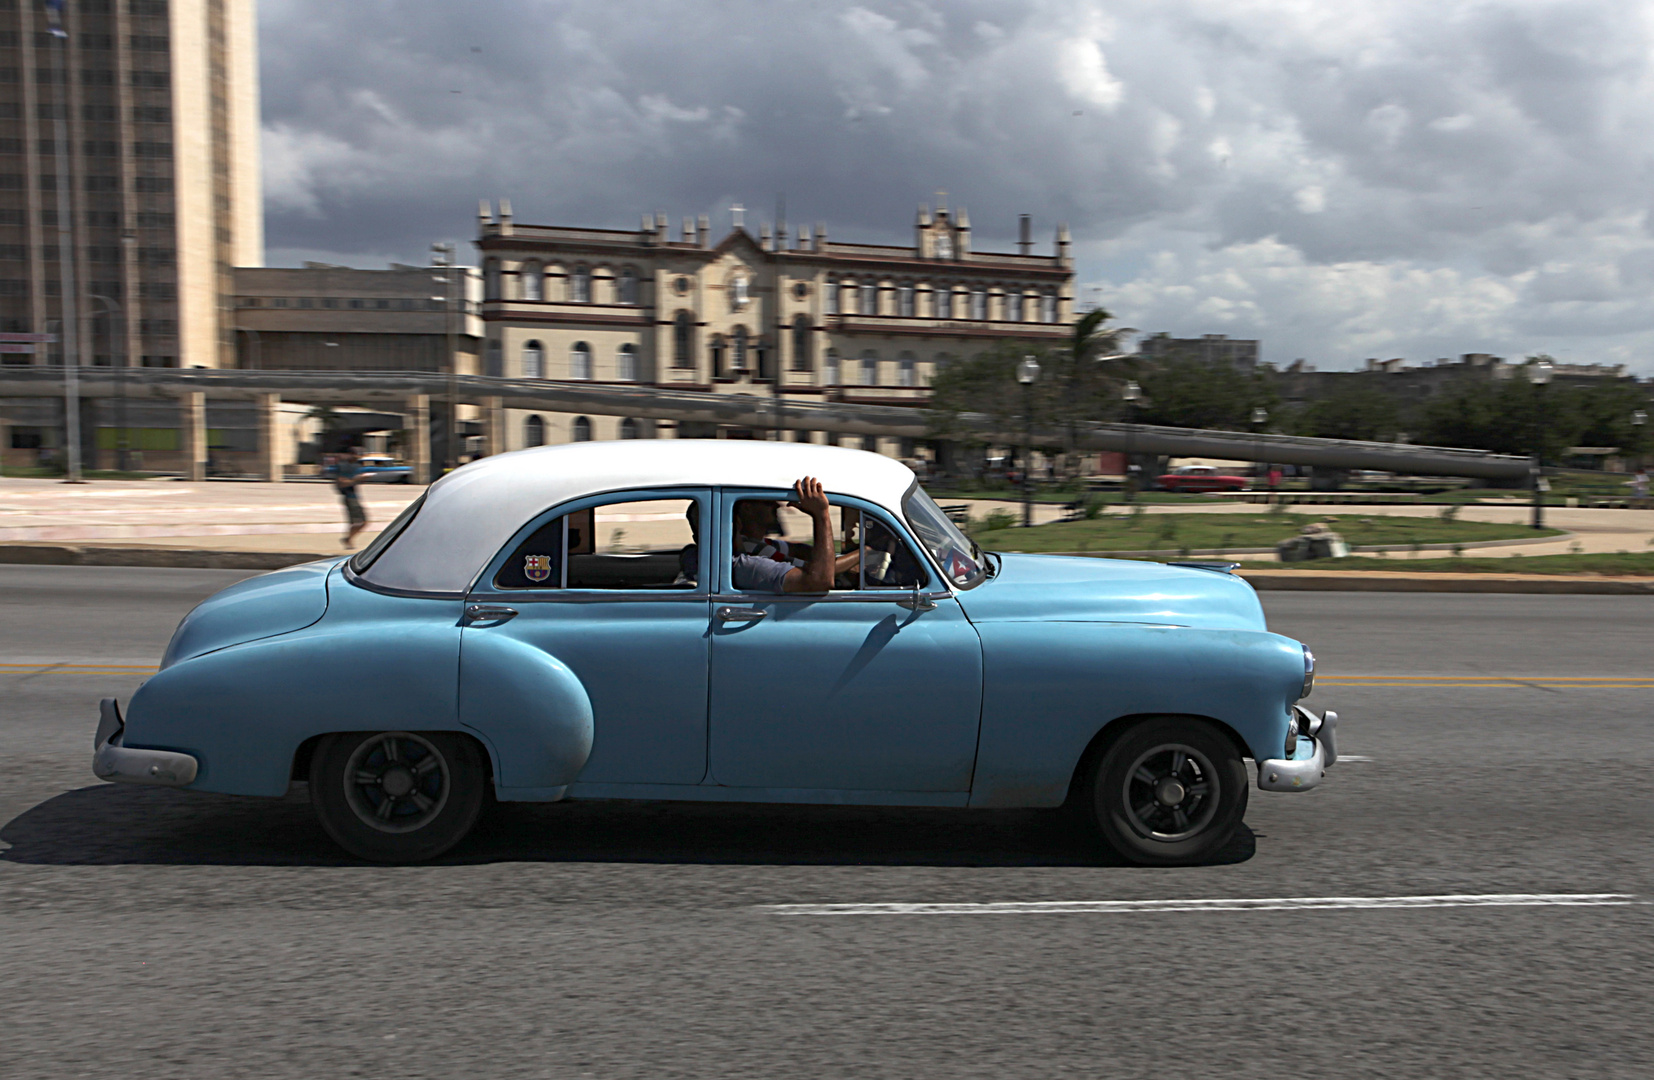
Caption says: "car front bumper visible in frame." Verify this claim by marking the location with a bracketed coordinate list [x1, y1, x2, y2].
[92, 698, 199, 788]
[1256, 705, 1337, 792]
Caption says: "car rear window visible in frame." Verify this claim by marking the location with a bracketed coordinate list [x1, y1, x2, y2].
[347, 495, 425, 575]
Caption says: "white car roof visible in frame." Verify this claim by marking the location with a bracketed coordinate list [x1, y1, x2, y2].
[361, 440, 918, 594]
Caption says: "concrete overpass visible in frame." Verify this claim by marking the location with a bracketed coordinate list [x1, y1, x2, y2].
[0, 366, 1533, 483]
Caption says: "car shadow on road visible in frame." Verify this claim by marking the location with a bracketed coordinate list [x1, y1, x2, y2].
[0, 784, 1257, 869]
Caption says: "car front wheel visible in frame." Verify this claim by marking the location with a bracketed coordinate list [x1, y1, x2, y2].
[1087, 717, 1248, 866]
[310, 730, 487, 863]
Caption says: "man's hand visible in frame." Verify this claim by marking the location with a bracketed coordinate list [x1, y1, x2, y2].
[788, 476, 829, 520]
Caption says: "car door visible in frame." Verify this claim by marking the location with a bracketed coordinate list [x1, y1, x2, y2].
[460, 488, 711, 786]
[706, 488, 984, 793]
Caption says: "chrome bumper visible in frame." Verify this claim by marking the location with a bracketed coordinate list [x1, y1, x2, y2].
[1257, 706, 1338, 792]
[92, 698, 199, 788]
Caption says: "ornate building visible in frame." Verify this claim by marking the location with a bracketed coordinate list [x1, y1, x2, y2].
[475, 198, 1074, 452]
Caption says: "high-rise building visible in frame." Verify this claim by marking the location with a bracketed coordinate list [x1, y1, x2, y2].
[0, 0, 261, 371]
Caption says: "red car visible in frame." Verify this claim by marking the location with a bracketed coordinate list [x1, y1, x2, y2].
[1156, 465, 1250, 493]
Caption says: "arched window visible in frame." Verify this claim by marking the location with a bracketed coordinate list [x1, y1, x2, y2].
[618, 267, 638, 305]
[710, 334, 727, 379]
[860, 280, 877, 315]
[824, 348, 840, 386]
[524, 414, 545, 448]
[572, 416, 592, 442]
[483, 259, 501, 300]
[838, 279, 853, 315]
[673, 312, 693, 368]
[861, 350, 878, 386]
[825, 277, 839, 315]
[570, 341, 592, 380]
[617, 343, 637, 382]
[732, 326, 748, 372]
[520, 262, 543, 302]
[522, 339, 544, 379]
[620, 417, 640, 440]
[1007, 291, 1024, 322]
[898, 352, 916, 388]
[1042, 291, 1058, 323]
[970, 288, 986, 320]
[756, 336, 774, 381]
[897, 284, 914, 318]
[791, 315, 812, 372]
[486, 338, 503, 377]
[934, 286, 951, 319]
[570, 266, 591, 303]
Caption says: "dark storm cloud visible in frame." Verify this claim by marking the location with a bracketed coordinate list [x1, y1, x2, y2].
[259, 0, 1654, 370]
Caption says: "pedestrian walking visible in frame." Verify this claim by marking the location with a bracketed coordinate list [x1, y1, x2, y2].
[334, 445, 369, 549]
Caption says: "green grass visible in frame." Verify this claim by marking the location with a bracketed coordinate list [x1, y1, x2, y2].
[969, 512, 1561, 554]
[1236, 552, 1654, 576]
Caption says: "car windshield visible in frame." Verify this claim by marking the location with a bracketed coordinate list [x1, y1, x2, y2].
[902, 483, 988, 590]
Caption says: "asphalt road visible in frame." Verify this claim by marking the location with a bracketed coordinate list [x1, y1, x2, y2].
[2, 565, 1651, 1079]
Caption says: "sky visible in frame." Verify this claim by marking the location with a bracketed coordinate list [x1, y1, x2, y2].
[258, 0, 1654, 374]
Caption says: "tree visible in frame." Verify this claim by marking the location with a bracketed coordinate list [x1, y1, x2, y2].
[1132, 352, 1278, 431]
[1291, 381, 1402, 441]
[1416, 360, 1586, 461]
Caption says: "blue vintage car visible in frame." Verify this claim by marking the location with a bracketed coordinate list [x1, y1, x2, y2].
[92, 441, 1335, 864]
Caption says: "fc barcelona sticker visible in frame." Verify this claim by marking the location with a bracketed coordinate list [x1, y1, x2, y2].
[524, 554, 552, 583]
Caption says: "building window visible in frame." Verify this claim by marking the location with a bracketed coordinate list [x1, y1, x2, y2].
[520, 263, 542, 302]
[1007, 291, 1023, 322]
[899, 353, 916, 388]
[825, 277, 838, 315]
[861, 351, 878, 386]
[1042, 291, 1058, 323]
[824, 349, 839, 387]
[570, 266, 591, 303]
[970, 288, 986, 320]
[732, 326, 748, 372]
[898, 284, 914, 318]
[522, 340, 544, 379]
[618, 267, 638, 305]
[934, 287, 950, 319]
[710, 334, 726, 379]
[570, 341, 592, 380]
[620, 417, 640, 440]
[673, 312, 694, 368]
[572, 416, 593, 442]
[486, 338, 502, 376]
[860, 281, 877, 315]
[791, 315, 812, 372]
[617, 343, 637, 382]
[484, 260, 501, 300]
[524, 414, 545, 447]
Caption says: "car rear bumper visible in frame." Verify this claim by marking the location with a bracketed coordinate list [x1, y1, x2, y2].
[1256, 705, 1337, 792]
[92, 698, 199, 788]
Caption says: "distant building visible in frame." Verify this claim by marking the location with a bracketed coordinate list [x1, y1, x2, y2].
[1137, 333, 1259, 370]
[475, 198, 1074, 450]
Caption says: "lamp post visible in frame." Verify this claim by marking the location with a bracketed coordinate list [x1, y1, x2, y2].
[1251, 406, 1270, 500]
[46, 2, 82, 482]
[431, 243, 459, 472]
[87, 294, 125, 470]
[1017, 355, 1040, 527]
[1528, 359, 1553, 529]
[1631, 409, 1647, 474]
[1122, 380, 1142, 502]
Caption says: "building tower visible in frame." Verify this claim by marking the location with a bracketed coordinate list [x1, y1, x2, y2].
[0, 0, 261, 371]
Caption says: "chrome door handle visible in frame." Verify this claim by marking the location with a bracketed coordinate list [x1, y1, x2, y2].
[464, 604, 518, 624]
[717, 606, 768, 622]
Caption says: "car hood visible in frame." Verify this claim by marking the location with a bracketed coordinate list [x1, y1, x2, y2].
[160, 558, 341, 668]
[954, 553, 1266, 631]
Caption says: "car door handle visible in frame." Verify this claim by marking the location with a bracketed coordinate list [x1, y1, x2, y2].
[717, 606, 768, 622]
[464, 604, 518, 624]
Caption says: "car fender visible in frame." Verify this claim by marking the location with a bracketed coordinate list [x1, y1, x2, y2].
[967, 622, 1305, 808]
[458, 631, 594, 798]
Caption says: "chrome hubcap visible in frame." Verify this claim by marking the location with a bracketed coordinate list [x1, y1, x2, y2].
[1121, 743, 1219, 842]
[343, 732, 450, 834]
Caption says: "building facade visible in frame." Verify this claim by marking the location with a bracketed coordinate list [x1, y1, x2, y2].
[1137, 333, 1259, 370]
[476, 199, 1074, 452]
[0, 0, 260, 371]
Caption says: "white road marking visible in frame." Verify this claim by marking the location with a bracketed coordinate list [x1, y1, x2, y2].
[765, 893, 1640, 916]
[1339, 755, 1374, 762]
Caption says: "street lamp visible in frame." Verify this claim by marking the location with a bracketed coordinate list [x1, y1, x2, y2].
[431, 242, 460, 472]
[1631, 409, 1647, 473]
[45, 2, 82, 482]
[87, 294, 126, 471]
[1017, 355, 1040, 527]
[1251, 406, 1270, 499]
[1528, 359, 1553, 529]
[1122, 380, 1142, 503]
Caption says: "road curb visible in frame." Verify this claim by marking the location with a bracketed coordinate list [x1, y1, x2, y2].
[0, 543, 330, 571]
[1238, 570, 1654, 594]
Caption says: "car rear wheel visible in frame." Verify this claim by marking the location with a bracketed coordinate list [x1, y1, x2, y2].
[1087, 717, 1248, 866]
[310, 731, 486, 863]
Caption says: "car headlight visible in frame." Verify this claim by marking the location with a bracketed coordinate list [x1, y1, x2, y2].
[1301, 646, 1315, 699]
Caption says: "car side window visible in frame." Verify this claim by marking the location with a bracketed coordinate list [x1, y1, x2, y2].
[728, 496, 925, 593]
[851, 512, 926, 590]
[494, 497, 701, 591]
